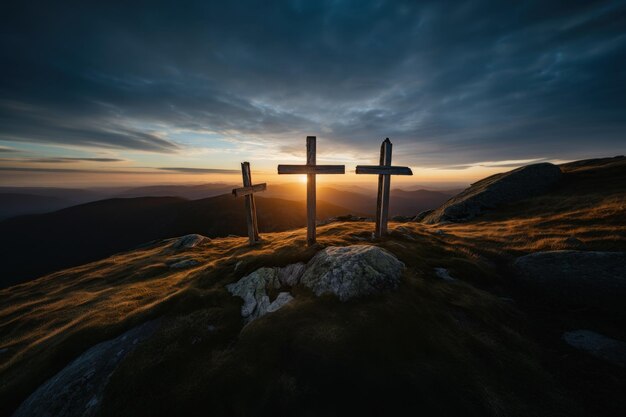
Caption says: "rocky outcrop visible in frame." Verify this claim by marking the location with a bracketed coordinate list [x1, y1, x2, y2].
[226, 267, 299, 323]
[563, 330, 626, 367]
[422, 163, 562, 224]
[13, 320, 160, 417]
[513, 251, 626, 313]
[227, 245, 405, 322]
[300, 246, 404, 301]
[170, 234, 210, 249]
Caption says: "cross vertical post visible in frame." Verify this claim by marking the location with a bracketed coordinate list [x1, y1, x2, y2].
[356, 138, 413, 238]
[376, 139, 393, 236]
[232, 162, 266, 246]
[277, 136, 345, 246]
[306, 136, 316, 245]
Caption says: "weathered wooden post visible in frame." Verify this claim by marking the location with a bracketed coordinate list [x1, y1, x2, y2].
[232, 162, 266, 245]
[356, 138, 413, 237]
[277, 136, 345, 245]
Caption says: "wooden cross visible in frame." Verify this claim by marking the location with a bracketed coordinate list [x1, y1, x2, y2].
[277, 136, 345, 245]
[356, 138, 412, 237]
[232, 162, 266, 245]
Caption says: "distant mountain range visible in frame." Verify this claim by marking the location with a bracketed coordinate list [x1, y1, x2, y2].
[0, 182, 454, 286]
[0, 184, 237, 219]
[0, 194, 355, 287]
[0, 183, 453, 220]
[262, 184, 453, 216]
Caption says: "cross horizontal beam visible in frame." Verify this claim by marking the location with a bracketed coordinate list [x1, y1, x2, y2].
[277, 165, 345, 175]
[232, 183, 267, 197]
[355, 166, 413, 175]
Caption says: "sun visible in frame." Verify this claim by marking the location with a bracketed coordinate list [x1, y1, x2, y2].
[299, 175, 307, 184]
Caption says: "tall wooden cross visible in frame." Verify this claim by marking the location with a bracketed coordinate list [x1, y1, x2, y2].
[277, 136, 345, 245]
[356, 138, 413, 237]
[232, 162, 266, 246]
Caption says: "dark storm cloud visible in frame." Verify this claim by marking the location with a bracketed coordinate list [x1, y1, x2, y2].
[1, 0, 625, 164]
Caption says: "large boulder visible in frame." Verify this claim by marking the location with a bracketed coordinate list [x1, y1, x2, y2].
[170, 234, 210, 250]
[422, 163, 562, 224]
[300, 245, 404, 301]
[13, 320, 160, 417]
[512, 251, 626, 313]
[227, 246, 405, 322]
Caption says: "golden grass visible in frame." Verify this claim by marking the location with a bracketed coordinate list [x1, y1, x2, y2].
[1, 157, 624, 415]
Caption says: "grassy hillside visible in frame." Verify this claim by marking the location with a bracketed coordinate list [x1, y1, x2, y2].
[0, 156, 624, 416]
[0, 194, 355, 287]
[436, 156, 626, 255]
[0, 222, 567, 417]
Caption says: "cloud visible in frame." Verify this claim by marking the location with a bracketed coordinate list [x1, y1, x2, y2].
[1, 157, 125, 163]
[0, 146, 16, 153]
[0, 166, 238, 175]
[0, 167, 131, 174]
[157, 167, 239, 174]
[0, 0, 624, 165]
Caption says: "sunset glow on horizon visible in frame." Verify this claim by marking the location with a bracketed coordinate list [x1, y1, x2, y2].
[1, 1, 624, 188]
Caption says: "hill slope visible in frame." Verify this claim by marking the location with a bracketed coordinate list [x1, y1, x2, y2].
[0, 156, 624, 417]
[0, 194, 355, 287]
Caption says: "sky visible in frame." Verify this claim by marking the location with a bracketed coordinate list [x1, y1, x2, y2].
[1, 0, 625, 187]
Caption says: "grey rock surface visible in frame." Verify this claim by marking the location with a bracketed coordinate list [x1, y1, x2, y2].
[300, 245, 404, 301]
[278, 263, 306, 287]
[563, 330, 626, 367]
[226, 268, 290, 323]
[413, 209, 434, 222]
[170, 234, 210, 249]
[513, 251, 626, 313]
[423, 163, 562, 224]
[12, 320, 160, 417]
[227, 245, 405, 322]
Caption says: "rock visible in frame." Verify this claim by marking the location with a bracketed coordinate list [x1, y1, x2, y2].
[13, 320, 160, 417]
[227, 245, 405, 320]
[170, 234, 209, 249]
[435, 267, 455, 282]
[266, 292, 294, 313]
[278, 263, 306, 287]
[513, 251, 626, 313]
[563, 236, 585, 249]
[413, 209, 434, 222]
[169, 259, 200, 269]
[563, 330, 626, 367]
[226, 268, 293, 323]
[423, 163, 562, 224]
[299, 245, 404, 301]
